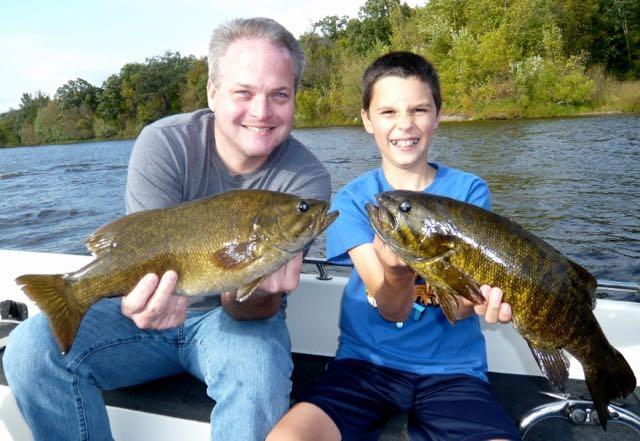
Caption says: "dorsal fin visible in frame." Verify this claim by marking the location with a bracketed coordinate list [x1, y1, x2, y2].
[85, 210, 161, 256]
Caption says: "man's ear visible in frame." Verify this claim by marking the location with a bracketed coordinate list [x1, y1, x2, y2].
[361, 109, 373, 134]
[206, 79, 216, 111]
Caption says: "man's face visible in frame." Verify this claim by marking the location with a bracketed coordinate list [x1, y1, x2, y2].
[208, 38, 296, 173]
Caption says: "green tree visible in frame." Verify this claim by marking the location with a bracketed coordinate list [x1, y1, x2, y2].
[0, 110, 21, 146]
[344, 0, 412, 54]
[180, 57, 208, 111]
[313, 15, 349, 41]
[55, 78, 100, 113]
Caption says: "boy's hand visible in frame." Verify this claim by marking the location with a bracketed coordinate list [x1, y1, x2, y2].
[457, 285, 512, 323]
[121, 271, 189, 329]
[372, 235, 413, 277]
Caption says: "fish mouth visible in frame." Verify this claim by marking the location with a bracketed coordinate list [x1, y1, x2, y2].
[321, 209, 339, 231]
[270, 205, 338, 254]
[365, 200, 397, 236]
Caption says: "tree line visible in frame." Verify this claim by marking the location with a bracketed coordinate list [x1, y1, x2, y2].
[1, 0, 639, 147]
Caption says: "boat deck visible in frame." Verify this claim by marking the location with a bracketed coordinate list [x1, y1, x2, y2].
[2, 351, 639, 440]
[1, 250, 639, 440]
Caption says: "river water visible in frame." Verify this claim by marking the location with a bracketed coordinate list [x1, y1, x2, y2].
[1, 114, 638, 300]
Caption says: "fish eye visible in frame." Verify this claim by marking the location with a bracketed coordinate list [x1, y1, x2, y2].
[298, 200, 309, 212]
[399, 201, 411, 213]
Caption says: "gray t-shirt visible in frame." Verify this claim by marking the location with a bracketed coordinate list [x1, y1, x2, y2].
[125, 108, 331, 309]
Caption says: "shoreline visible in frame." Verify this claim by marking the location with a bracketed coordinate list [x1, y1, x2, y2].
[2, 110, 637, 149]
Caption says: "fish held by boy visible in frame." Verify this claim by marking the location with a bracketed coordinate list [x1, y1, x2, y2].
[366, 190, 636, 430]
[15, 189, 338, 354]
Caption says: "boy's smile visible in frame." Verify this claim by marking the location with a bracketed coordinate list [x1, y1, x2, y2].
[361, 75, 440, 174]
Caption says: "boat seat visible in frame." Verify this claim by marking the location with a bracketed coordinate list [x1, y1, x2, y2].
[3, 349, 640, 440]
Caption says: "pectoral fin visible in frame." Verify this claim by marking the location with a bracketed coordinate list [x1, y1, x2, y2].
[236, 275, 266, 302]
[209, 241, 257, 269]
[429, 284, 461, 324]
[526, 339, 569, 392]
[413, 259, 484, 324]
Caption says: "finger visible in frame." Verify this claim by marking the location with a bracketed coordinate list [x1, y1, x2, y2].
[483, 287, 504, 324]
[153, 294, 179, 329]
[498, 302, 512, 323]
[281, 253, 303, 292]
[142, 270, 179, 320]
[122, 273, 159, 316]
[154, 295, 188, 329]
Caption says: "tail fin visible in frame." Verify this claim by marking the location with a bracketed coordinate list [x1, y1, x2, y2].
[585, 348, 637, 430]
[15, 274, 87, 354]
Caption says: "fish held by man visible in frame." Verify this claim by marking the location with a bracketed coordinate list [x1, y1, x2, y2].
[366, 190, 636, 430]
[16, 189, 338, 354]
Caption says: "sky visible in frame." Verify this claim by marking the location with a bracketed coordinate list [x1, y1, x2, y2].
[0, 0, 426, 114]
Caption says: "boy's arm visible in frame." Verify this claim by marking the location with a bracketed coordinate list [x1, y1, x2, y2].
[348, 236, 416, 322]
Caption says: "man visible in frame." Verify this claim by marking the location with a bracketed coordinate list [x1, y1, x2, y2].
[4, 17, 331, 441]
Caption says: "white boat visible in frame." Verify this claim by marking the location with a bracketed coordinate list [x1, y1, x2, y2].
[1, 249, 639, 440]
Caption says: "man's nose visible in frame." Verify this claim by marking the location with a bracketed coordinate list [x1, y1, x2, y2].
[249, 95, 272, 120]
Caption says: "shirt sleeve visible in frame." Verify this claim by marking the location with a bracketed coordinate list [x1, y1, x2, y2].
[124, 126, 184, 214]
[326, 186, 374, 265]
[466, 177, 491, 210]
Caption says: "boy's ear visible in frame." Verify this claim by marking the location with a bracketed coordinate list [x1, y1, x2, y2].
[361, 109, 374, 134]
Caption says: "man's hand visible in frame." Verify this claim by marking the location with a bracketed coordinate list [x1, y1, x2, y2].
[221, 252, 304, 320]
[121, 270, 189, 329]
[458, 285, 512, 323]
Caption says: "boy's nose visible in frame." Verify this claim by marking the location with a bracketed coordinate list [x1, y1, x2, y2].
[396, 112, 414, 130]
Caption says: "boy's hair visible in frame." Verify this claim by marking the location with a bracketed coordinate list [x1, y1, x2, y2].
[208, 17, 305, 91]
[362, 52, 441, 114]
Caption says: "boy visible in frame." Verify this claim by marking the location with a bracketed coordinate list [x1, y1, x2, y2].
[268, 52, 520, 440]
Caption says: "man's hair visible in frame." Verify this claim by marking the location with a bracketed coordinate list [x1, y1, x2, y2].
[362, 52, 441, 114]
[208, 17, 305, 91]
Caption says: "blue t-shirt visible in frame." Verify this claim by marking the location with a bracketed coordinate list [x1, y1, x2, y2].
[326, 164, 491, 381]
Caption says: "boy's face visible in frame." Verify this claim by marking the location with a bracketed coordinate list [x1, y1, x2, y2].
[361, 75, 440, 171]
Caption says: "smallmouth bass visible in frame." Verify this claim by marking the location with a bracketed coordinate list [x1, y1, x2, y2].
[366, 190, 636, 430]
[16, 189, 338, 353]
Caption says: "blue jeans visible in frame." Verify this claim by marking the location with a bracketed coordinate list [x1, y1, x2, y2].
[3, 297, 293, 441]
